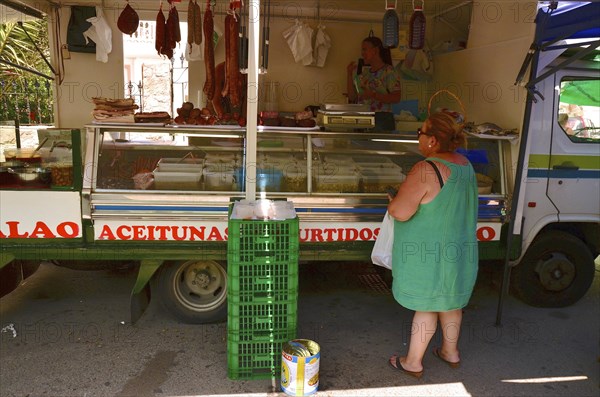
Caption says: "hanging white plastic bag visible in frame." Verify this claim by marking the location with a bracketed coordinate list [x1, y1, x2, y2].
[311, 24, 331, 67]
[282, 19, 313, 65]
[186, 42, 203, 61]
[83, 7, 112, 63]
[371, 211, 394, 269]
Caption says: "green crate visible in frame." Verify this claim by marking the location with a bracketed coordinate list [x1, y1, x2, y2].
[227, 217, 299, 264]
[226, 214, 300, 380]
[227, 259, 298, 301]
[227, 326, 297, 343]
[227, 298, 298, 333]
[227, 337, 293, 380]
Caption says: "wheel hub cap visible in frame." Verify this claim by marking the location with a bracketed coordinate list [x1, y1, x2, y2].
[184, 264, 221, 295]
[537, 253, 575, 291]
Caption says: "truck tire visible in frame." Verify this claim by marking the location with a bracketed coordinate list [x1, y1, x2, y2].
[511, 230, 595, 307]
[0, 262, 23, 298]
[156, 260, 227, 324]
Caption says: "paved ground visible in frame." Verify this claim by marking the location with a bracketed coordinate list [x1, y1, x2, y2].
[0, 260, 598, 397]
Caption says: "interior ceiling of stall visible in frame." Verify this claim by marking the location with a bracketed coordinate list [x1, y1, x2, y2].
[5, 1, 593, 22]
[5, 0, 476, 19]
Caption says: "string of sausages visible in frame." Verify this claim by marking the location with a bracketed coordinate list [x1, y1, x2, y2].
[155, 0, 181, 59]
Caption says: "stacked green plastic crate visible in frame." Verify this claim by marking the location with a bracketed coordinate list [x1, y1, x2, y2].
[227, 213, 299, 379]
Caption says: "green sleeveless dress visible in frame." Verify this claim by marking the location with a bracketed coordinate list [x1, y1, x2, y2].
[391, 157, 479, 311]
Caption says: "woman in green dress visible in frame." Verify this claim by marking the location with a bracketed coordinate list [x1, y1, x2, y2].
[387, 111, 479, 378]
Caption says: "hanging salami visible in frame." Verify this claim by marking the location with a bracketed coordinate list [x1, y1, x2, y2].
[187, 0, 202, 50]
[203, 0, 215, 100]
[169, 2, 181, 45]
[155, 5, 166, 56]
[193, 0, 202, 44]
[117, 1, 139, 36]
[228, 14, 241, 107]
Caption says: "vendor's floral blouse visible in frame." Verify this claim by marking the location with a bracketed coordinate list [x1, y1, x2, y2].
[358, 64, 402, 112]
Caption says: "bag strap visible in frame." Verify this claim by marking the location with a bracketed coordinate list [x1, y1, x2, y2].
[425, 160, 444, 188]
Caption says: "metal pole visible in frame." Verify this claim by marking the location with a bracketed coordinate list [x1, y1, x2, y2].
[245, 0, 260, 200]
[495, 49, 540, 327]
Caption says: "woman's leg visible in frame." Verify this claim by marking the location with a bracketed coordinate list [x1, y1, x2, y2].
[437, 309, 462, 363]
[391, 311, 438, 372]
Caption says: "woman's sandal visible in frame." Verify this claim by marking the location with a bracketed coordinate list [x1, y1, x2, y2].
[432, 347, 460, 369]
[388, 355, 424, 379]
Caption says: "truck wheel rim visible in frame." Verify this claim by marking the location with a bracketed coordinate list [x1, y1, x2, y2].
[173, 261, 227, 311]
[536, 253, 575, 292]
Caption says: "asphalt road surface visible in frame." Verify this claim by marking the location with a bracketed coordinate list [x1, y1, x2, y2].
[1, 260, 598, 397]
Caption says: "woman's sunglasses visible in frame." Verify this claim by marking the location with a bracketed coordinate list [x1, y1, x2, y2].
[417, 128, 432, 137]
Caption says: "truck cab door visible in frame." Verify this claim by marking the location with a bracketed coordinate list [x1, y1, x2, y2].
[547, 71, 600, 219]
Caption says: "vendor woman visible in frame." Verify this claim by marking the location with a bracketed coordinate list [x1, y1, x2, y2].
[347, 36, 402, 129]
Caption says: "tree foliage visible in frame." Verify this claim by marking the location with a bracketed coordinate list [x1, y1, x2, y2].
[0, 18, 53, 124]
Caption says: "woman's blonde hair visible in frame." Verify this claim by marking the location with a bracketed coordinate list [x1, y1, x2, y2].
[426, 111, 466, 152]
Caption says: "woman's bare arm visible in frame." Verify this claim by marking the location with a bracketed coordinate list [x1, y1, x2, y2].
[388, 161, 430, 221]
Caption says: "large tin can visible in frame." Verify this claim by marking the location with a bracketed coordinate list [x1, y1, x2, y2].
[281, 339, 320, 396]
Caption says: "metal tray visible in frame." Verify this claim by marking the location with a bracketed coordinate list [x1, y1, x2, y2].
[321, 103, 370, 112]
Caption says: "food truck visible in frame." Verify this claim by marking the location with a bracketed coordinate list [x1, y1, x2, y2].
[1, 0, 598, 323]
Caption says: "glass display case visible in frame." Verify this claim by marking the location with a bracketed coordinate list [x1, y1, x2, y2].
[88, 124, 508, 197]
[0, 128, 81, 190]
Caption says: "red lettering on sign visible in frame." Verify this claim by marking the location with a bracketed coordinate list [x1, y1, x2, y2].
[116, 226, 132, 240]
[98, 225, 115, 240]
[147, 225, 156, 240]
[30, 222, 56, 238]
[189, 226, 206, 241]
[299, 229, 309, 242]
[132, 225, 146, 240]
[323, 228, 336, 241]
[207, 226, 223, 241]
[312, 228, 324, 242]
[477, 226, 496, 241]
[56, 222, 79, 238]
[172, 226, 187, 241]
[346, 228, 359, 241]
[359, 228, 373, 240]
[6, 221, 29, 238]
[154, 226, 170, 240]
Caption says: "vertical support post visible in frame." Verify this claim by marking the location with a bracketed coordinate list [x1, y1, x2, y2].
[244, 0, 261, 200]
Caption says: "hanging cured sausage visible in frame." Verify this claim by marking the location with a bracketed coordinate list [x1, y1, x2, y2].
[187, 0, 202, 51]
[117, 1, 139, 36]
[155, 5, 166, 56]
[203, 0, 215, 100]
[212, 62, 226, 118]
[169, 3, 181, 45]
[163, 1, 180, 58]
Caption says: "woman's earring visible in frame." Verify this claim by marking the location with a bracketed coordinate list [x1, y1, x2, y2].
[428, 144, 432, 148]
